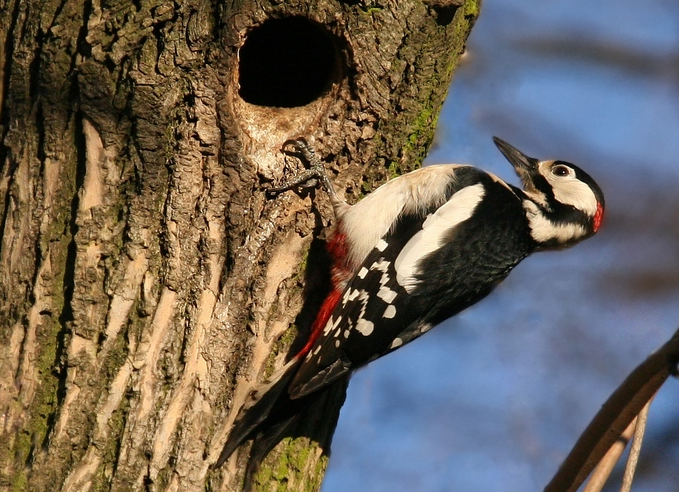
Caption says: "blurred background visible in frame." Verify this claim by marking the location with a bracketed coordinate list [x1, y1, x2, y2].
[322, 0, 679, 491]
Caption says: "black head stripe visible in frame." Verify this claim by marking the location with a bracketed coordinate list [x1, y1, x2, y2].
[531, 173, 556, 205]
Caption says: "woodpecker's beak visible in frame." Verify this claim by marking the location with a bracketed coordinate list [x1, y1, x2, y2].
[492, 137, 540, 184]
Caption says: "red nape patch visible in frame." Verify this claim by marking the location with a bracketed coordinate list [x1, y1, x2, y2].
[296, 289, 342, 359]
[593, 203, 604, 232]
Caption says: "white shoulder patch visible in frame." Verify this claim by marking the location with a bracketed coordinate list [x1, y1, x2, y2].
[339, 165, 465, 268]
[394, 183, 486, 292]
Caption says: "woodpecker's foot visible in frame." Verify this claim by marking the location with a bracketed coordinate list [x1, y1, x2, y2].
[267, 139, 335, 197]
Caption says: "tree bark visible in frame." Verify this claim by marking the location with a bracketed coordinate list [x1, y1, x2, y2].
[0, 0, 479, 491]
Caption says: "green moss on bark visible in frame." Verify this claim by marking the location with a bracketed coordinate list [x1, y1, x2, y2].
[253, 437, 328, 492]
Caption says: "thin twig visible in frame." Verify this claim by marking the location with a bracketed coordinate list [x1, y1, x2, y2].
[544, 326, 679, 492]
[620, 397, 653, 492]
[582, 417, 637, 492]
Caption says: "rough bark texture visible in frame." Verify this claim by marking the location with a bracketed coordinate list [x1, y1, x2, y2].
[0, 0, 479, 491]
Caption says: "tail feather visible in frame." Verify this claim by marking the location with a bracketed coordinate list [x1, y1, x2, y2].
[216, 358, 300, 467]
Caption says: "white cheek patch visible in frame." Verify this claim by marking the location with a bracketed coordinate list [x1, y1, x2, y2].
[544, 168, 599, 217]
[394, 183, 485, 292]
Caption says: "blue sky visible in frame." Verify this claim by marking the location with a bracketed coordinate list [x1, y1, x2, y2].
[322, 1, 679, 491]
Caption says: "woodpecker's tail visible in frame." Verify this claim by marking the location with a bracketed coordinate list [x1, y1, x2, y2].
[215, 358, 301, 467]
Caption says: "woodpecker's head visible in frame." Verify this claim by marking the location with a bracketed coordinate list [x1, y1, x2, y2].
[493, 136, 605, 249]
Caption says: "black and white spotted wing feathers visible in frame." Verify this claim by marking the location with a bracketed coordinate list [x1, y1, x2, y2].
[288, 167, 531, 399]
[288, 215, 427, 399]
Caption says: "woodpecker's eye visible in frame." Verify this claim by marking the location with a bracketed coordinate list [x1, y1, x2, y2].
[552, 165, 572, 177]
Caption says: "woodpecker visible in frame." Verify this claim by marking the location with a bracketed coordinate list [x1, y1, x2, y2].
[216, 137, 604, 477]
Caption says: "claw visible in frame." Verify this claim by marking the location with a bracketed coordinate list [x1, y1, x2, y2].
[267, 139, 336, 197]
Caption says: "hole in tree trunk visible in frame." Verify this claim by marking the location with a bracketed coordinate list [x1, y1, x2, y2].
[238, 17, 338, 108]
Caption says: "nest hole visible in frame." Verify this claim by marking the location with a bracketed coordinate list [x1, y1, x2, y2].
[238, 17, 338, 108]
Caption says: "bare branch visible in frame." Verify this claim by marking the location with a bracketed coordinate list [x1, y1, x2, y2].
[620, 397, 653, 492]
[582, 417, 636, 492]
[544, 327, 679, 492]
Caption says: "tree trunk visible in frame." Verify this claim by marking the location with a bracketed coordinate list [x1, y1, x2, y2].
[0, 0, 479, 490]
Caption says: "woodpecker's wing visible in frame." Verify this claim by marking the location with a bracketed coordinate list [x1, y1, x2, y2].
[288, 220, 423, 399]
[288, 171, 495, 399]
